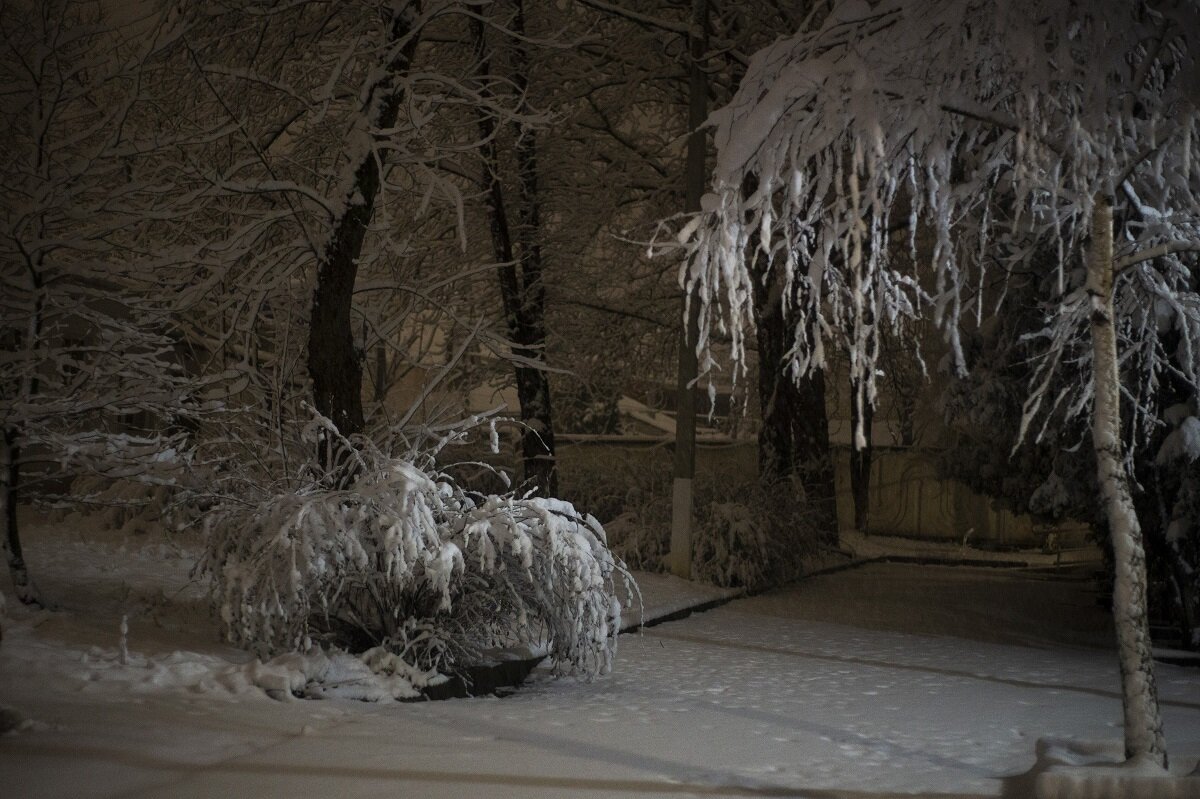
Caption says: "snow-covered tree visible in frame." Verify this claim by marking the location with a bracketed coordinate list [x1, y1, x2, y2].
[684, 0, 1200, 768]
[939, 259, 1103, 532]
[152, 1, 642, 682]
[940, 251, 1200, 652]
[0, 1, 215, 605]
[471, 1, 560, 496]
[570, 1, 840, 562]
[156, 0, 522, 488]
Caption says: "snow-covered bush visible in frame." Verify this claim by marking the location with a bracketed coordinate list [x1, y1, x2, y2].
[200, 439, 632, 683]
[692, 502, 770, 589]
[560, 442, 817, 588]
[607, 501, 671, 573]
[61, 474, 203, 536]
[692, 480, 819, 590]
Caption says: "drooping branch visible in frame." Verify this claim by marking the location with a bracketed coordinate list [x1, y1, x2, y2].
[685, 0, 1200, 767]
[1115, 242, 1200, 274]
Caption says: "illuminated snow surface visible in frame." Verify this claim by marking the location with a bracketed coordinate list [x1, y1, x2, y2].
[2, 513, 1199, 798]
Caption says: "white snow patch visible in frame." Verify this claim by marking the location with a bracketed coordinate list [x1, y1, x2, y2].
[1034, 738, 1200, 798]
[2, 511, 1199, 799]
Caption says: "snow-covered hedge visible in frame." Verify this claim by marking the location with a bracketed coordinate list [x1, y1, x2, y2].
[692, 502, 772, 589]
[200, 451, 632, 683]
[602, 468, 819, 590]
[692, 482, 820, 589]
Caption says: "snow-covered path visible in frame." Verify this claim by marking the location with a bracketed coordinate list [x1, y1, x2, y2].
[3, 522, 1200, 798]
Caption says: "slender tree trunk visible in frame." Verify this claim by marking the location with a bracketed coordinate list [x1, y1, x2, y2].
[1, 430, 40, 607]
[849, 375, 873, 533]
[6, 252, 43, 605]
[472, 10, 557, 497]
[373, 343, 388, 404]
[1088, 194, 1167, 766]
[307, 5, 419, 484]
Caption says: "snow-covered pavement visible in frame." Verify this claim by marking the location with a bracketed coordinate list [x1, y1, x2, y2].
[3, 518, 1199, 798]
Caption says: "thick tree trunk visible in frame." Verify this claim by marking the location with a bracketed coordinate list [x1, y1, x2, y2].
[751, 255, 837, 541]
[849, 375, 873, 533]
[307, 6, 419, 483]
[755, 289, 794, 485]
[476, 157, 558, 495]
[509, 0, 556, 497]
[1088, 195, 1167, 766]
[1, 430, 40, 607]
[795, 368, 837, 543]
[473, 11, 557, 497]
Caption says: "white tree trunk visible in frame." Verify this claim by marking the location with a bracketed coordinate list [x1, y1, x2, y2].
[669, 0, 709, 579]
[1088, 194, 1167, 766]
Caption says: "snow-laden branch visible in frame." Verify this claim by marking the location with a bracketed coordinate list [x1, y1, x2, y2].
[1116, 242, 1200, 273]
[677, 3, 1200, 765]
[680, 0, 1200, 456]
[573, 0, 749, 67]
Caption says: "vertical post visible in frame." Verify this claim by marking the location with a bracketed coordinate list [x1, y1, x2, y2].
[669, 0, 708, 579]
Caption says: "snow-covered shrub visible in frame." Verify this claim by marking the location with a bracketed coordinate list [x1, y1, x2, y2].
[557, 441, 818, 587]
[556, 444, 672, 570]
[61, 474, 203, 536]
[607, 504, 670, 572]
[692, 502, 770, 589]
[200, 442, 632, 682]
[692, 479, 819, 590]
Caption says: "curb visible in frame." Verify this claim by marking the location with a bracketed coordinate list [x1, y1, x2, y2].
[619, 593, 745, 635]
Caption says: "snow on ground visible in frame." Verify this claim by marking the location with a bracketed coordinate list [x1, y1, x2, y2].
[616, 572, 741, 631]
[839, 528, 1099, 567]
[2, 512, 1199, 798]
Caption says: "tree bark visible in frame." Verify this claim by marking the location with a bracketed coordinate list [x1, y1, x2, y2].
[4, 251, 43, 606]
[1, 430, 40, 607]
[751, 253, 837, 541]
[307, 5, 419, 483]
[473, 9, 557, 497]
[795, 368, 837, 543]
[509, 0, 557, 497]
[1088, 194, 1167, 766]
[850, 374, 873, 533]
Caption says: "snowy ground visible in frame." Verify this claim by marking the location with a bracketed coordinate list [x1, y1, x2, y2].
[3, 513, 1200, 798]
[838, 529, 1099, 567]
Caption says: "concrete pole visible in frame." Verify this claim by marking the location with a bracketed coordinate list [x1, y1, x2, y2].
[669, 0, 708, 579]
